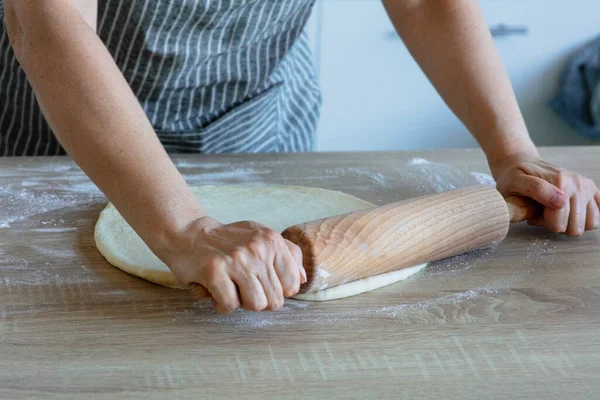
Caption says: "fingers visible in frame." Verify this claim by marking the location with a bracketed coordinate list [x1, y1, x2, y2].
[285, 239, 306, 281]
[586, 200, 600, 231]
[566, 196, 586, 237]
[257, 265, 285, 311]
[273, 253, 301, 298]
[501, 160, 600, 236]
[528, 197, 570, 233]
[548, 197, 570, 234]
[233, 273, 268, 311]
[244, 228, 286, 309]
[512, 175, 567, 209]
[274, 239, 305, 297]
[207, 276, 241, 315]
[196, 221, 306, 313]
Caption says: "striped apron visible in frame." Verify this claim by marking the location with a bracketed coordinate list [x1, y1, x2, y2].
[0, 0, 321, 156]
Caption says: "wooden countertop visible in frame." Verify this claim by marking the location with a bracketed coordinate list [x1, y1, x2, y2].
[1, 147, 599, 399]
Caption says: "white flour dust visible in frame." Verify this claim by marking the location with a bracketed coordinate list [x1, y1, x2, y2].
[34, 227, 77, 233]
[0, 176, 102, 229]
[167, 300, 313, 328]
[183, 166, 267, 186]
[169, 287, 503, 328]
[345, 168, 391, 187]
[407, 157, 431, 166]
[0, 158, 553, 328]
[374, 287, 501, 319]
[522, 238, 557, 275]
[470, 171, 496, 186]
[399, 157, 496, 194]
[169, 235, 559, 329]
[425, 244, 499, 277]
[0, 165, 103, 289]
[0, 258, 97, 287]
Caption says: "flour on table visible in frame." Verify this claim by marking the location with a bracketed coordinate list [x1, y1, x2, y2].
[470, 171, 496, 186]
[400, 157, 495, 195]
[94, 185, 428, 301]
[407, 157, 431, 166]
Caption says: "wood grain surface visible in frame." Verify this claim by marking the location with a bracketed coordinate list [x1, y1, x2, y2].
[283, 186, 510, 293]
[1, 147, 599, 399]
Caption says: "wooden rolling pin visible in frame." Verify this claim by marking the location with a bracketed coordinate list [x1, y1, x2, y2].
[191, 185, 540, 298]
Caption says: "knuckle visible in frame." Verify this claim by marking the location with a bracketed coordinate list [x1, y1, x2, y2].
[229, 246, 247, 262]
[555, 171, 569, 190]
[567, 228, 583, 237]
[249, 230, 267, 246]
[281, 272, 301, 297]
[283, 280, 301, 297]
[204, 264, 220, 281]
[246, 297, 268, 311]
[287, 242, 303, 259]
[203, 266, 219, 282]
[222, 299, 239, 313]
[246, 238, 266, 256]
[203, 259, 225, 281]
[197, 216, 220, 230]
[247, 229, 282, 252]
[234, 220, 254, 228]
[531, 180, 547, 195]
[549, 222, 567, 233]
[269, 297, 285, 311]
[263, 228, 282, 243]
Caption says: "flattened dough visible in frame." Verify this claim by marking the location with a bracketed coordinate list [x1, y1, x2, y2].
[94, 185, 427, 301]
[293, 263, 426, 301]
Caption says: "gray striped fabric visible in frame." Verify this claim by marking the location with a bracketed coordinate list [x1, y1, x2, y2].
[0, 0, 321, 156]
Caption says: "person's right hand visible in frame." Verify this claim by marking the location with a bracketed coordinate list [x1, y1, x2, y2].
[158, 216, 306, 314]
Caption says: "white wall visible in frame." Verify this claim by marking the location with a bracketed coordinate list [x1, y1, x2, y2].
[307, 0, 600, 152]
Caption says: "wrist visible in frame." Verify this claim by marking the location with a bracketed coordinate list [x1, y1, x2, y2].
[146, 200, 206, 259]
[483, 135, 538, 173]
[488, 149, 540, 181]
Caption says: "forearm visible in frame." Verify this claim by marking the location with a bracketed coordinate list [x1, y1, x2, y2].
[382, 0, 538, 165]
[5, 1, 202, 250]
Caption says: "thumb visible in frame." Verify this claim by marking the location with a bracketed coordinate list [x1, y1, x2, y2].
[284, 239, 306, 284]
[511, 175, 568, 209]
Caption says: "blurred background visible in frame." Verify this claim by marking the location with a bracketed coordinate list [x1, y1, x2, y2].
[305, 0, 600, 152]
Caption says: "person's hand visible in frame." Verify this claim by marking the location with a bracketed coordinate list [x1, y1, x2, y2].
[157, 216, 306, 314]
[491, 151, 600, 236]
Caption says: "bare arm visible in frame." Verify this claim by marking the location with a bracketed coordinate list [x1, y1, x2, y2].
[382, 0, 536, 166]
[382, 0, 600, 236]
[3, 0, 304, 312]
[3, 0, 202, 250]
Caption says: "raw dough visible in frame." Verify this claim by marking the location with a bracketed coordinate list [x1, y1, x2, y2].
[94, 185, 427, 301]
[292, 263, 426, 301]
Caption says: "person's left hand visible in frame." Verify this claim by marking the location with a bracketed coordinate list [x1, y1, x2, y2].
[491, 151, 600, 236]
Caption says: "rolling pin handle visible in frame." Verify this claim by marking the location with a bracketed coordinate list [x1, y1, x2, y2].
[190, 283, 211, 299]
[505, 196, 543, 223]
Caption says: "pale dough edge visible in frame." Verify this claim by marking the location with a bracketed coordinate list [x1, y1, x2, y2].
[94, 203, 187, 289]
[94, 185, 375, 292]
[94, 185, 427, 300]
[291, 263, 427, 302]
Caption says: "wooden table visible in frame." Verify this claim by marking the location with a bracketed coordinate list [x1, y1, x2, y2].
[1, 148, 599, 399]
